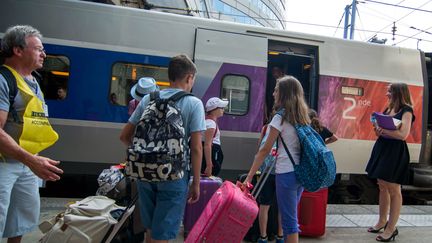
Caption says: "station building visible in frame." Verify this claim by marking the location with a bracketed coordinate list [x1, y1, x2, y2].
[88, 0, 287, 29]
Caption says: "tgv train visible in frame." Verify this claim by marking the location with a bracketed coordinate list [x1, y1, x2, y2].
[1, 0, 431, 201]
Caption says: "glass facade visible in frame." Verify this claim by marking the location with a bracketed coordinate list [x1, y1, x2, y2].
[107, 0, 286, 29]
[196, 0, 286, 29]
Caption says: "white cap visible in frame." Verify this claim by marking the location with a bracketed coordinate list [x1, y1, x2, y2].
[205, 97, 229, 112]
[130, 77, 159, 101]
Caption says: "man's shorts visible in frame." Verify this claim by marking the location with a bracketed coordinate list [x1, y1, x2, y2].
[257, 174, 276, 205]
[136, 172, 189, 240]
[0, 162, 40, 238]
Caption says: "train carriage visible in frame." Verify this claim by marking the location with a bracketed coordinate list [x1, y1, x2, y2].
[1, 0, 431, 201]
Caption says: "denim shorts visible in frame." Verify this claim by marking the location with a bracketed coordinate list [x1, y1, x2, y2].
[0, 162, 40, 238]
[136, 172, 189, 240]
[275, 172, 303, 237]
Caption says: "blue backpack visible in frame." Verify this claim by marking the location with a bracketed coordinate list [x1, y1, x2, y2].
[277, 113, 336, 192]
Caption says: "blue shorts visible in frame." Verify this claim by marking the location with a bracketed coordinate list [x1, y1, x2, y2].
[0, 162, 40, 238]
[136, 172, 189, 240]
[276, 172, 303, 237]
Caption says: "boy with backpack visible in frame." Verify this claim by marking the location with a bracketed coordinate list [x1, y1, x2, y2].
[120, 54, 205, 243]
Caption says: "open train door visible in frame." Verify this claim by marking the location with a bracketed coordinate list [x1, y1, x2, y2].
[193, 28, 268, 175]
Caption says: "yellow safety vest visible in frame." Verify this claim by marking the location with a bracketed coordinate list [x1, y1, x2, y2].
[3, 65, 58, 155]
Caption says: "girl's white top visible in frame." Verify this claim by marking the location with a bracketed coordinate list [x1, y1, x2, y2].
[269, 114, 301, 174]
[202, 119, 221, 145]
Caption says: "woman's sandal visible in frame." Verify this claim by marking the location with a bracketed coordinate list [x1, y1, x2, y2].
[376, 228, 398, 242]
[367, 222, 388, 233]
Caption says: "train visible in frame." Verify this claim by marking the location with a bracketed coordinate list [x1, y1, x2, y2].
[1, 0, 431, 202]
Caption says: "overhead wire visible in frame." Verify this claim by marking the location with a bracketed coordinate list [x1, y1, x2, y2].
[358, 3, 397, 22]
[363, 0, 431, 41]
[394, 25, 432, 45]
[355, 5, 368, 40]
[133, 2, 432, 44]
[363, 0, 432, 13]
[333, 11, 346, 37]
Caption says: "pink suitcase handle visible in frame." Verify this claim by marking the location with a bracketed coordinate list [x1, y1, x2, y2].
[235, 181, 254, 200]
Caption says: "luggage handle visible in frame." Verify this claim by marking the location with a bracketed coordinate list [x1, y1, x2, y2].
[236, 181, 253, 193]
[101, 193, 138, 243]
[251, 155, 276, 198]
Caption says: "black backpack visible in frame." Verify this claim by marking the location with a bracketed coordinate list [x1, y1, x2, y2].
[0, 66, 19, 121]
[125, 91, 193, 182]
[0, 66, 17, 108]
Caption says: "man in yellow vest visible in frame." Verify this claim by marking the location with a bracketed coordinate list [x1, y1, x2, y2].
[0, 25, 63, 243]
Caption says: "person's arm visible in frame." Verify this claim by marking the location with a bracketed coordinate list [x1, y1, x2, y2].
[373, 126, 380, 137]
[244, 126, 279, 184]
[188, 131, 202, 203]
[203, 127, 215, 176]
[121, 98, 144, 146]
[325, 134, 338, 144]
[120, 122, 136, 146]
[257, 125, 267, 147]
[378, 112, 413, 140]
[0, 110, 63, 181]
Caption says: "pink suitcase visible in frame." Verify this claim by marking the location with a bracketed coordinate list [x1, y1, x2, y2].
[183, 176, 222, 236]
[298, 188, 328, 237]
[185, 181, 259, 243]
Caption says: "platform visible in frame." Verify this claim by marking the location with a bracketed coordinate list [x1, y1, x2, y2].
[2, 198, 432, 243]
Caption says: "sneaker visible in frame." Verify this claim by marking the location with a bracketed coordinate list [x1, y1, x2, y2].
[275, 236, 284, 243]
[257, 236, 268, 243]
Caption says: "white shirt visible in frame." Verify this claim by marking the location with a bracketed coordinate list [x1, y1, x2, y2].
[269, 114, 301, 174]
[202, 119, 221, 145]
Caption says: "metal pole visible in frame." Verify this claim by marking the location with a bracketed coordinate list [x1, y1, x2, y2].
[350, 0, 357, 39]
[343, 5, 350, 39]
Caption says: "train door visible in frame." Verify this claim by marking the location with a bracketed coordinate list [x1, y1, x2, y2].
[420, 52, 432, 165]
[266, 41, 319, 120]
[426, 53, 432, 130]
[193, 28, 268, 132]
[193, 28, 267, 175]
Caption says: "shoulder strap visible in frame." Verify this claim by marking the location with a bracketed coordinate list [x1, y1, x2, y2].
[275, 109, 284, 117]
[279, 134, 296, 166]
[149, 91, 159, 101]
[205, 116, 218, 138]
[0, 66, 19, 121]
[274, 109, 295, 165]
[0, 66, 17, 107]
[169, 90, 193, 102]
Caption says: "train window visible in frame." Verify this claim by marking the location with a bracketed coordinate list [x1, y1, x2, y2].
[221, 75, 250, 115]
[38, 55, 70, 100]
[110, 62, 169, 106]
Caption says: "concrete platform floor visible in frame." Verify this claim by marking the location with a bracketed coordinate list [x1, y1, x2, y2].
[2, 198, 432, 242]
